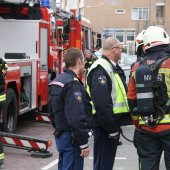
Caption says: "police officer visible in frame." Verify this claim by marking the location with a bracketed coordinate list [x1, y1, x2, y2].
[128, 26, 170, 170]
[0, 58, 8, 169]
[49, 47, 91, 170]
[86, 37, 131, 170]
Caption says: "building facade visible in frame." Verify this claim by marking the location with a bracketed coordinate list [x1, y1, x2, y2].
[56, 0, 170, 45]
[81, 0, 170, 45]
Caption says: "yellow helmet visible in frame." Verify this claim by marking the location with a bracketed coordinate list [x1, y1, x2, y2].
[135, 30, 146, 53]
[143, 26, 169, 50]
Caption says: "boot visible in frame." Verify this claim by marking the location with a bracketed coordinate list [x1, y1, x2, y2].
[0, 160, 5, 169]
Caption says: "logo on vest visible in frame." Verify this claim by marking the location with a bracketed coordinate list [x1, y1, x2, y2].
[98, 76, 107, 85]
[74, 91, 82, 102]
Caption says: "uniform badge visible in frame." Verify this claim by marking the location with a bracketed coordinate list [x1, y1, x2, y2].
[98, 76, 107, 85]
[74, 91, 82, 102]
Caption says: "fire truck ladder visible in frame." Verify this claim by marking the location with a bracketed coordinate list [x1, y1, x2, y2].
[0, 131, 53, 158]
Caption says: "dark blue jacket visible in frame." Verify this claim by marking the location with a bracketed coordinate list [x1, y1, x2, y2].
[87, 56, 132, 134]
[49, 69, 92, 146]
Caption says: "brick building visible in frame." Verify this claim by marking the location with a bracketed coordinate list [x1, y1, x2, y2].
[57, 0, 170, 45]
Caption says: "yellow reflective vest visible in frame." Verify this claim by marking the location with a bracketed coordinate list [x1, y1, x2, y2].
[86, 58, 129, 115]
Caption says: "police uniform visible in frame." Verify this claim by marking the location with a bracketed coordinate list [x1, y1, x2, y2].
[128, 45, 170, 170]
[49, 68, 91, 170]
[86, 56, 131, 170]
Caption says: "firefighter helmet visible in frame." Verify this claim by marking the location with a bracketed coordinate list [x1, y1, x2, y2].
[135, 30, 145, 53]
[143, 26, 169, 50]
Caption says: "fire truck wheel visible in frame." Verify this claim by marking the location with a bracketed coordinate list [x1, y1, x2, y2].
[3, 88, 18, 133]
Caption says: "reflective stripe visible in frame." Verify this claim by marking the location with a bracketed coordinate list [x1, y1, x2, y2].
[90, 101, 96, 115]
[136, 84, 144, 88]
[79, 143, 89, 149]
[139, 114, 170, 125]
[114, 102, 127, 108]
[131, 115, 139, 121]
[0, 153, 4, 160]
[137, 92, 153, 99]
[159, 68, 170, 73]
[109, 132, 119, 137]
[73, 78, 79, 81]
[0, 94, 6, 102]
[49, 81, 64, 87]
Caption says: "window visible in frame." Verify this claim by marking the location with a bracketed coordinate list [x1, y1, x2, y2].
[115, 9, 125, 14]
[115, 32, 124, 43]
[132, 8, 149, 20]
[126, 32, 135, 42]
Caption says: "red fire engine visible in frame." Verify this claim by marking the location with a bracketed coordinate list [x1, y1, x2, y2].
[0, 1, 94, 133]
[0, 1, 59, 133]
[56, 7, 95, 73]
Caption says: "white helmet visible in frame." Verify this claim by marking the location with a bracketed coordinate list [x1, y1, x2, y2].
[143, 26, 170, 50]
[135, 30, 146, 52]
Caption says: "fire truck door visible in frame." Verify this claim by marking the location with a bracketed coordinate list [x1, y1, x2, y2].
[39, 27, 48, 107]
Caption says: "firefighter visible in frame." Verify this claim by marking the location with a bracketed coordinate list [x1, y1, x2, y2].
[49, 48, 91, 170]
[130, 30, 146, 69]
[84, 50, 95, 75]
[128, 26, 170, 170]
[135, 30, 146, 59]
[86, 37, 131, 170]
[0, 58, 8, 169]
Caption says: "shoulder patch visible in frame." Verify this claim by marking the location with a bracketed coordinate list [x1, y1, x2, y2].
[74, 91, 82, 102]
[98, 76, 107, 85]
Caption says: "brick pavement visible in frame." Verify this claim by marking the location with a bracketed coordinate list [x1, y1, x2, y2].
[2, 115, 58, 170]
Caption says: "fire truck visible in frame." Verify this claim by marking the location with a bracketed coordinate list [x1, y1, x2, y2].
[0, 1, 60, 133]
[0, 1, 95, 133]
[56, 7, 95, 73]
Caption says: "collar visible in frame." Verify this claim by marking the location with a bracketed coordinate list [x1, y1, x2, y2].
[109, 59, 116, 66]
[64, 68, 77, 78]
[64, 68, 83, 85]
[102, 55, 117, 68]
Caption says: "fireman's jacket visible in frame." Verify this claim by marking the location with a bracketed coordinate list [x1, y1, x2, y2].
[0, 58, 8, 106]
[128, 45, 170, 133]
[85, 58, 94, 74]
[86, 56, 131, 134]
[49, 68, 92, 146]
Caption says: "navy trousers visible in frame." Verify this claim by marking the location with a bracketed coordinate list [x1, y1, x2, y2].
[134, 129, 170, 170]
[55, 132, 84, 170]
[93, 127, 119, 170]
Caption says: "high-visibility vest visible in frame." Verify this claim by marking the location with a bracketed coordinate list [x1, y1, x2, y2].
[0, 153, 4, 160]
[86, 58, 129, 115]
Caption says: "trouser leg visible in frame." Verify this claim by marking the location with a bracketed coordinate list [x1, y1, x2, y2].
[56, 132, 73, 170]
[0, 107, 4, 164]
[93, 127, 119, 170]
[134, 130, 162, 170]
[161, 133, 170, 170]
[73, 146, 84, 170]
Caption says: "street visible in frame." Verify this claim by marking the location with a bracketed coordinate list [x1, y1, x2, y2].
[2, 113, 167, 170]
[42, 126, 166, 170]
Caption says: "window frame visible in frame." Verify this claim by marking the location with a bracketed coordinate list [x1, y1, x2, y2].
[115, 9, 125, 14]
[115, 31, 125, 43]
[131, 7, 149, 20]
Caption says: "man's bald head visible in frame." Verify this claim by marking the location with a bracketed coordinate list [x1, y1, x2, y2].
[102, 37, 122, 63]
[103, 37, 120, 50]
